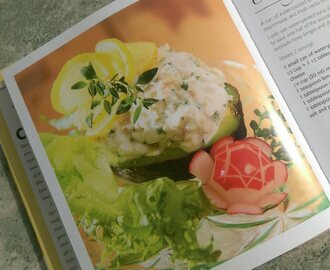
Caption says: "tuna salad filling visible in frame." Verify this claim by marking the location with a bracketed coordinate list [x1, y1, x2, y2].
[105, 45, 230, 160]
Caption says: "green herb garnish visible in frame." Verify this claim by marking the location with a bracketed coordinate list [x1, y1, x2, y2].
[174, 102, 181, 109]
[85, 112, 94, 129]
[71, 63, 159, 126]
[250, 96, 293, 166]
[71, 81, 88, 90]
[133, 105, 142, 125]
[211, 111, 220, 122]
[136, 67, 158, 85]
[156, 127, 166, 134]
[194, 59, 200, 67]
[181, 81, 189, 91]
[90, 100, 101, 110]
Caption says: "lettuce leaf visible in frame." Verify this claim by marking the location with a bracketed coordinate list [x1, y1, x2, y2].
[40, 134, 220, 268]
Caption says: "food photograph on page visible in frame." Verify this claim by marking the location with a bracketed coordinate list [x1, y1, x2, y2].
[12, 0, 330, 269]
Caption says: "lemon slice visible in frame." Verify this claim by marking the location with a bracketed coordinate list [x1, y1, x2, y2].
[126, 42, 158, 74]
[51, 53, 115, 115]
[85, 98, 120, 138]
[95, 38, 135, 84]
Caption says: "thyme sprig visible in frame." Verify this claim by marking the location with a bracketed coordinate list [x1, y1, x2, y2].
[71, 63, 159, 127]
[250, 96, 293, 166]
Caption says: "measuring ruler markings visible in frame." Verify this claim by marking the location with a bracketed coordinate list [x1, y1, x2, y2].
[0, 82, 81, 270]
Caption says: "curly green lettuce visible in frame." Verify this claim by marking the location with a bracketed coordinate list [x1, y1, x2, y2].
[40, 134, 220, 268]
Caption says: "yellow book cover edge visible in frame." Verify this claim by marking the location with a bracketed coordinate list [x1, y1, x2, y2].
[0, 76, 62, 270]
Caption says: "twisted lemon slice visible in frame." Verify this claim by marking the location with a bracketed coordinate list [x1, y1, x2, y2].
[51, 39, 158, 139]
[95, 38, 135, 84]
[51, 52, 115, 115]
[126, 41, 158, 74]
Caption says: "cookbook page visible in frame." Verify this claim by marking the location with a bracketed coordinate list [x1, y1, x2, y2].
[2, 0, 330, 269]
[229, 0, 330, 186]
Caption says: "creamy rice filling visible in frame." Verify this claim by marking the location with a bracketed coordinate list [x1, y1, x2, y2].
[106, 45, 229, 159]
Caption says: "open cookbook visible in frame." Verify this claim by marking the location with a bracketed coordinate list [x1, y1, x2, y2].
[1, 0, 330, 269]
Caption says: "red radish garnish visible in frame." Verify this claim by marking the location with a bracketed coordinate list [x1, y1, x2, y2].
[227, 203, 263, 215]
[209, 136, 234, 159]
[258, 193, 287, 209]
[203, 185, 228, 209]
[244, 137, 272, 156]
[189, 136, 288, 215]
[189, 150, 214, 183]
[271, 160, 288, 186]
